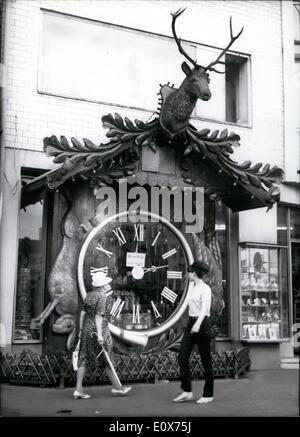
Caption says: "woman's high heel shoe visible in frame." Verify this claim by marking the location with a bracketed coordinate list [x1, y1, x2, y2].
[111, 386, 132, 396]
[73, 390, 91, 400]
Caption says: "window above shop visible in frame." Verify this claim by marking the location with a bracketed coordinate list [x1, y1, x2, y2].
[225, 54, 249, 125]
[38, 10, 251, 128]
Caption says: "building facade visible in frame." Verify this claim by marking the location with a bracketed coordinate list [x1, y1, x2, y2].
[0, 0, 299, 370]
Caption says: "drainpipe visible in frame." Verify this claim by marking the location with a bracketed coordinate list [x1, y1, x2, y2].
[0, 0, 5, 229]
[0, 0, 6, 348]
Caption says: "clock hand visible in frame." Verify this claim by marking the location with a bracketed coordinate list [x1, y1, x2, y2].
[144, 265, 169, 273]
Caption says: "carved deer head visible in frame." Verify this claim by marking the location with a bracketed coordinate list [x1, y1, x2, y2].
[172, 8, 244, 100]
[159, 9, 243, 137]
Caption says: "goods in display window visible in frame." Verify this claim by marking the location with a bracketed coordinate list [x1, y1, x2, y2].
[239, 243, 289, 342]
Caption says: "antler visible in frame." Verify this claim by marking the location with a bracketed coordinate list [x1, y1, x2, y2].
[171, 8, 199, 68]
[206, 17, 244, 74]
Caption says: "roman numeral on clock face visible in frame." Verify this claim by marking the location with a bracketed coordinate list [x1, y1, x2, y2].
[167, 271, 182, 279]
[151, 300, 161, 318]
[113, 227, 126, 246]
[134, 224, 144, 242]
[96, 243, 113, 258]
[110, 298, 125, 317]
[90, 266, 108, 275]
[161, 286, 178, 303]
[162, 248, 177, 259]
[151, 231, 161, 246]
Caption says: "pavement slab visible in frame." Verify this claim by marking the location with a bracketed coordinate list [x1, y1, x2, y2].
[0, 370, 299, 417]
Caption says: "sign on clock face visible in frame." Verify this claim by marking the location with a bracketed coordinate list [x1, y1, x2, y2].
[78, 211, 194, 340]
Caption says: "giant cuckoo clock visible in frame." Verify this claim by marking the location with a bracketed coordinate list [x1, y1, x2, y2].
[30, 9, 284, 352]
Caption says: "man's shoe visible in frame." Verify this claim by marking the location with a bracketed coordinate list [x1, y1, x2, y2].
[196, 396, 213, 404]
[111, 386, 132, 396]
[172, 392, 194, 403]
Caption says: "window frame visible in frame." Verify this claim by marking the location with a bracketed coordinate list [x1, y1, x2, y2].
[225, 53, 250, 126]
[215, 203, 231, 340]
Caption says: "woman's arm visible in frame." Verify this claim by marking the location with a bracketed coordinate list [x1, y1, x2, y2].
[191, 288, 211, 333]
[95, 314, 104, 344]
[78, 310, 86, 338]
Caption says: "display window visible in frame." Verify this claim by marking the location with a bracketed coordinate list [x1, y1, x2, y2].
[13, 173, 48, 343]
[239, 243, 289, 342]
[215, 202, 229, 337]
[277, 205, 300, 352]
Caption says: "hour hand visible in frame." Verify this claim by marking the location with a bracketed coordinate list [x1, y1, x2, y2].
[144, 265, 169, 273]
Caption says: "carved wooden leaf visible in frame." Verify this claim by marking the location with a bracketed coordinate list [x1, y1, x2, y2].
[260, 164, 271, 175]
[45, 145, 61, 157]
[124, 117, 135, 130]
[238, 160, 252, 170]
[219, 128, 228, 139]
[83, 138, 99, 151]
[198, 128, 210, 137]
[135, 132, 152, 146]
[53, 153, 73, 164]
[71, 138, 88, 152]
[248, 173, 262, 188]
[208, 130, 219, 140]
[84, 154, 101, 166]
[134, 119, 147, 129]
[114, 113, 125, 129]
[60, 136, 73, 151]
[248, 163, 263, 173]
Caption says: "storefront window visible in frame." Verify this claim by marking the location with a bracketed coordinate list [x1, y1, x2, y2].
[291, 243, 300, 354]
[13, 176, 46, 342]
[277, 206, 288, 245]
[239, 243, 289, 341]
[277, 205, 300, 345]
[290, 207, 300, 239]
[215, 202, 228, 337]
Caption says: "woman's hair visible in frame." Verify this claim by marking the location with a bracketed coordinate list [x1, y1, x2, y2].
[188, 261, 209, 278]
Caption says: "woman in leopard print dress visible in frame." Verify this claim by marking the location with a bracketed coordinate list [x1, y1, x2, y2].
[74, 272, 131, 399]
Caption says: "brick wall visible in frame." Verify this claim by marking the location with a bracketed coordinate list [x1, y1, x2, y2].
[2, 0, 285, 170]
[1, 0, 296, 352]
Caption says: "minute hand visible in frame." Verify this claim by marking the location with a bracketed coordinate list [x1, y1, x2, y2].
[144, 265, 169, 273]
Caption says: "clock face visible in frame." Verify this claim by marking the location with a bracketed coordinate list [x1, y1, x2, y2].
[78, 211, 194, 341]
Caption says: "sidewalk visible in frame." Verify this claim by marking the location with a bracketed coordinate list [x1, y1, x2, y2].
[1, 370, 299, 417]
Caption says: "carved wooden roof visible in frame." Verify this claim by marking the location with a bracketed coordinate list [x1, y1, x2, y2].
[37, 111, 283, 212]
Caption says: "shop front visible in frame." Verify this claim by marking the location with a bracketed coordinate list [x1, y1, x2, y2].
[3, 104, 286, 384]
[1, 7, 293, 385]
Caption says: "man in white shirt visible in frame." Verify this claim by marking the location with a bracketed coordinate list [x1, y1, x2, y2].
[172, 260, 214, 404]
